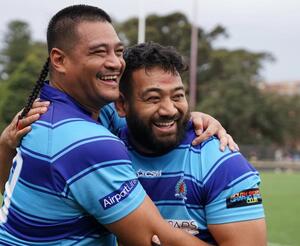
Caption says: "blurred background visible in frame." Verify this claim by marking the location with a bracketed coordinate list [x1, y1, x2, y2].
[0, 1, 299, 245]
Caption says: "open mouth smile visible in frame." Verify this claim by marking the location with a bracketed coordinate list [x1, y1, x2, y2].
[96, 73, 119, 84]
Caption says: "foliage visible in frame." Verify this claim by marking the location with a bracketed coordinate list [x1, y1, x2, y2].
[0, 15, 298, 147]
[116, 12, 292, 145]
[0, 20, 32, 80]
[0, 38, 47, 131]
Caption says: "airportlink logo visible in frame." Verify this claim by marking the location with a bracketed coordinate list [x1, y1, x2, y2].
[99, 179, 138, 210]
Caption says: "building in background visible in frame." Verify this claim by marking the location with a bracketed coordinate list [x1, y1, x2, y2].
[260, 80, 300, 96]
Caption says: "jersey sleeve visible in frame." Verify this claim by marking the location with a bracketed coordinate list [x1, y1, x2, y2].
[201, 139, 264, 224]
[99, 103, 126, 135]
[53, 132, 146, 225]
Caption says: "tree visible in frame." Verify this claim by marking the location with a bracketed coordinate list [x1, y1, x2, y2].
[0, 42, 47, 129]
[116, 12, 277, 144]
[0, 20, 32, 80]
[115, 12, 228, 88]
[196, 48, 276, 144]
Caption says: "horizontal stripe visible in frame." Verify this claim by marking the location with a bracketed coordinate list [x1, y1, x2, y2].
[0, 227, 109, 245]
[35, 118, 86, 129]
[139, 176, 203, 205]
[204, 154, 258, 203]
[20, 139, 131, 192]
[158, 172, 203, 187]
[10, 203, 65, 223]
[22, 116, 120, 157]
[21, 135, 122, 162]
[55, 139, 131, 183]
[64, 161, 131, 195]
[18, 155, 56, 192]
[19, 178, 64, 198]
[155, 201, 203, 209]
[203, 152, 240, 184]
[0, 240, 17, 246]
[162, 171, 185, 176]
[4, 207, 106, 242]
[226, 171, 259, 189]
[11, 182, 77, 222]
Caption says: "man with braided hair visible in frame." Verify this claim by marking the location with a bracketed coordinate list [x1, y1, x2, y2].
[18, 58, 50, 119]
[0, 4, 235, 246]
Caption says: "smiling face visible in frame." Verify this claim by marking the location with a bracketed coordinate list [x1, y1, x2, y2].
[123, 67, 190, 155]
[59, 20, 125, 115]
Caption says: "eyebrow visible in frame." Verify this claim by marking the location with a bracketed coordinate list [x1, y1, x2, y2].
[141, 86, 185, 97]
[89, 41, 124, 51]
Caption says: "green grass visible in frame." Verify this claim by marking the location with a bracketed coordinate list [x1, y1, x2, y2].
[260, 171, 300, 246]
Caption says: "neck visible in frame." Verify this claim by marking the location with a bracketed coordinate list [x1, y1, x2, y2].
[49, 80, 102, 121]
[128, 135, 155, 155]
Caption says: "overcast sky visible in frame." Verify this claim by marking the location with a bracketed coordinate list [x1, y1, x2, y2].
[0, 0, 299, 83]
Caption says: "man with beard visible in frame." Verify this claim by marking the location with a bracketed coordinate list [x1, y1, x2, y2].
[114, 42, 267, 245]
[0, 40, 266, 245]
[0, 5, 223, 246]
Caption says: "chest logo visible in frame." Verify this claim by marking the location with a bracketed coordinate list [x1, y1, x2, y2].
[175, 177, 187, 200]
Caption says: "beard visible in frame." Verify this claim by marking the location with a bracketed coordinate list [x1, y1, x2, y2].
[126, 107, 190, 155]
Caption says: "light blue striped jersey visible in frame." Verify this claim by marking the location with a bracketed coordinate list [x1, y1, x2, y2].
[119, 122, 265, 245]
[0, 83, 146, 245]
[99, 103, 126, 136]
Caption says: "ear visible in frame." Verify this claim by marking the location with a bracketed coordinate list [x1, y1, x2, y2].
[115, 93, 128, 118]
[49, 48, 67, 74]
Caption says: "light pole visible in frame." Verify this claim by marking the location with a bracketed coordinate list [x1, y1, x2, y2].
[138, 0, 146, 43]
[189, 0, 199, 110]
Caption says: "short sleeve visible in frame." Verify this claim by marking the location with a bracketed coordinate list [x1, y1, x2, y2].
[54, 135, 146, 225]
[201, 141, 264, 224]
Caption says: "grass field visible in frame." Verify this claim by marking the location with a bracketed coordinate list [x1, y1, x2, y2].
[260, 171, 300, 246]
[0, 171, 299, 245]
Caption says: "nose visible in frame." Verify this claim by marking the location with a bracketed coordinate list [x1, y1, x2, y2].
[105, 53, 124, 71]
[158, 98, 178, 117]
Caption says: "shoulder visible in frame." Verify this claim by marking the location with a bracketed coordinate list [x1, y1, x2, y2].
[22, 107, 126, 160]
[200, 136, 254, 174]
[200, 138, 260, 200]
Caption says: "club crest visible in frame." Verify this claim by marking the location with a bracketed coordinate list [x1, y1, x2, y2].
[175, 177, 187, 200]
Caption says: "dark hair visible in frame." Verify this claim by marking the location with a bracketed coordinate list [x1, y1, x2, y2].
[19, 5, 111, 119]
[120, 42, 188, 98]
[19, 58, 50, 119]
[47, 4, 111, 54]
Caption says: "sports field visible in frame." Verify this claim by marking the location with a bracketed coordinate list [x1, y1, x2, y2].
[0, 171, 299, 245]
[260, 171, 300, 246]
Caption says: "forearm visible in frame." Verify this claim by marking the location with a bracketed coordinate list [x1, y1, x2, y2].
[158, 227, 211, 246]
[208, 219, 267, 246]
[109, 196, 210, 246]
[0, 137, 16, 193]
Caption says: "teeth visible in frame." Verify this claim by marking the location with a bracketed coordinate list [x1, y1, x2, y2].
[100, 75, 118, 81]
[155, 121, 174, 127]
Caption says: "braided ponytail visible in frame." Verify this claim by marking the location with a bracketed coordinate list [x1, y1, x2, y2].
[19, 57, 50, 119]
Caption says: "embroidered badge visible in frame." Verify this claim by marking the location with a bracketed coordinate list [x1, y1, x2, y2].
[175, 177, 187, 200]
[226, 188, 262, 208]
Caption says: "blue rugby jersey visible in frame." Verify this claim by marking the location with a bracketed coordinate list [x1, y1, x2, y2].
[0, 83, 146, 245]
[119, 122, 265, 245]
[99, 103, 126, 136]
